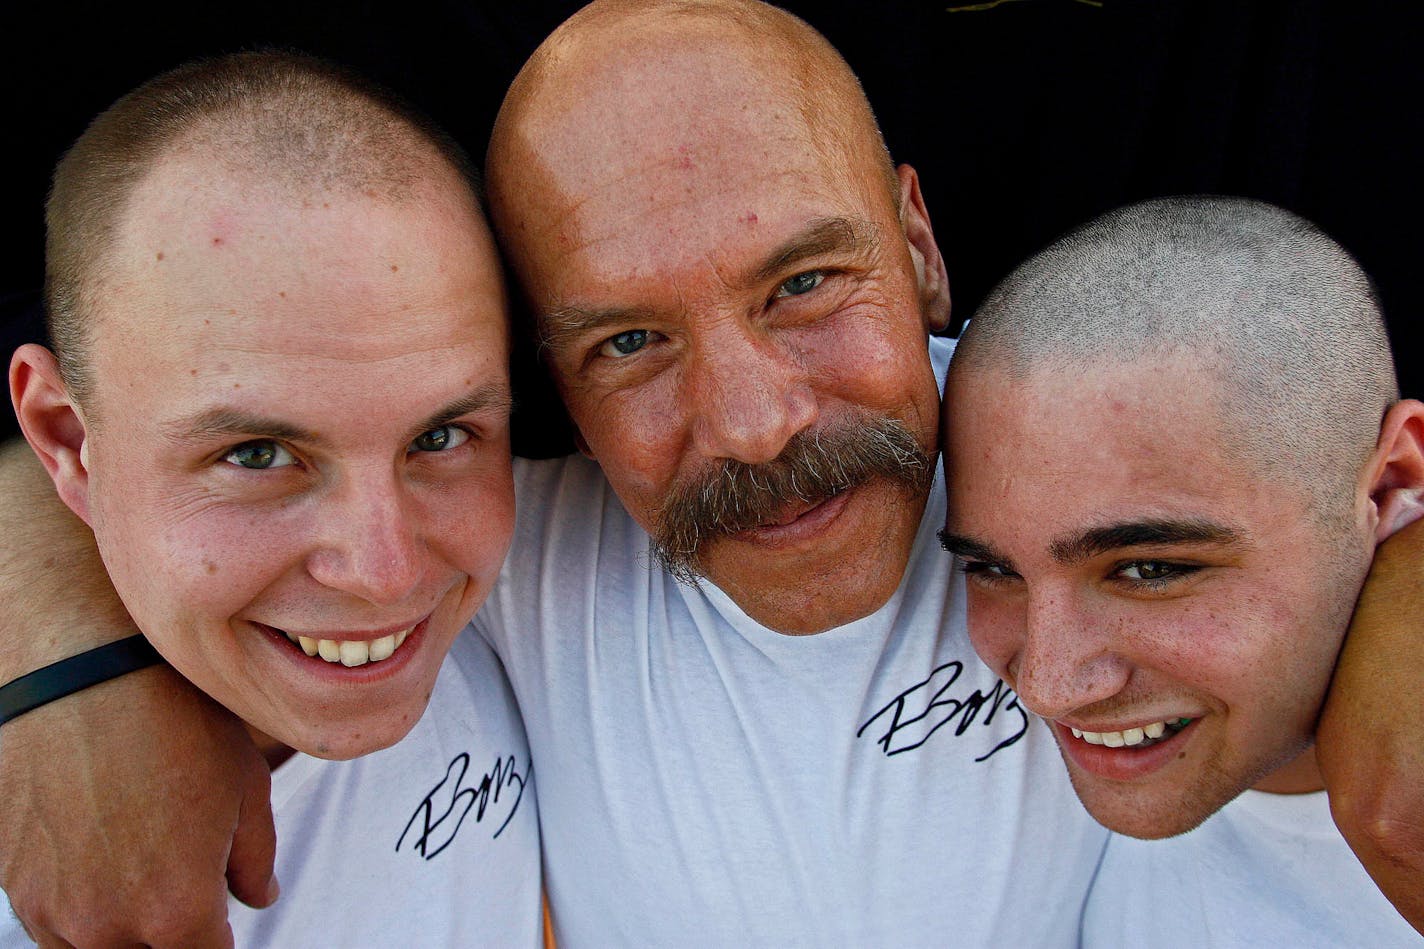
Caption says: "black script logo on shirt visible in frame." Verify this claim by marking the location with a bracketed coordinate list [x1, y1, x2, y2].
[857, 661, 1028, 762]
[396, 752, 531, 860]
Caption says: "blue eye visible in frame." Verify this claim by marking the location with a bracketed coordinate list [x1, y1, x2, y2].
[775, 270, 825, 298]
[223, 440, 295, 470]
[410, 425, 471, 453]
[600, 329, 650, 358]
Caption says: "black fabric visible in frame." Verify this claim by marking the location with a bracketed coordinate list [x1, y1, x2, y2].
[3, 0, 1418, 458]
[0, 634, 163, 727]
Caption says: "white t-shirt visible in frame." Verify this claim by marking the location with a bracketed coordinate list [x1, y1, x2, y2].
[1, 632, 542, 948]
[228, 631, 541, 948]
[1082, 789, 1421, 947]
[476, 336, 1109, 947]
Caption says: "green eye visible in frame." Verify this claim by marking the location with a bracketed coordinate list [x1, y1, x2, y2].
[410, 425, 470, 453]
[775, 270, 825, 298]
[223, 440, 295, 470]
[600, 329, 650, 358]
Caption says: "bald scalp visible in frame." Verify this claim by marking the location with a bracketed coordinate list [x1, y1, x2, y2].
[954, 196, 1399, 519]
[486, 0, 899, 316]
[46, 50, 479, 409]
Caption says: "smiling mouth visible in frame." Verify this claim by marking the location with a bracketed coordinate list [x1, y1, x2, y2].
[1067, 717, 1194, 748]
[277, 625, 416, 667]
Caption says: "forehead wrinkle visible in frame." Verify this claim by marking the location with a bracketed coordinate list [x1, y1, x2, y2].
[1049, 518, 1248, 564]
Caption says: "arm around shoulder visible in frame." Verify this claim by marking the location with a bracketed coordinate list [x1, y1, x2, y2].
[0, 438, 278, 947]
[1318, 495, 1424, 933]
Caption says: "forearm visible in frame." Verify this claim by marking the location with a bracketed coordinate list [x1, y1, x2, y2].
[1317, 515, 1424, 933]
[0, 436, 138, 678]
[0, 439, 277, 945]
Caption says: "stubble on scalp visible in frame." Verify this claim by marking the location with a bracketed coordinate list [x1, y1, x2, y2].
[652, 411, 934, 583]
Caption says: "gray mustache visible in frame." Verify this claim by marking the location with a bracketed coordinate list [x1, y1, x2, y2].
[652, 413, 934, 583]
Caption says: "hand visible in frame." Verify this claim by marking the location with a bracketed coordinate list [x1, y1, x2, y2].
[0, 664, 277, 948]
[1317, 515, 1424, 934]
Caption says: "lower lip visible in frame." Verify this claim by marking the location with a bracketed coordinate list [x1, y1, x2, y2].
[1053, 719, 1196, 782]
[255, 617, 430, 683]
[736, 485, 857, 547]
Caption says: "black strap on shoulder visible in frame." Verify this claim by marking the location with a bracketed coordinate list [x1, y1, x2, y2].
[0, 634, 164, 727]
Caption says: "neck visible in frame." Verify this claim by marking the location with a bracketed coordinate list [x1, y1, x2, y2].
[1251, 744, 1325, 794]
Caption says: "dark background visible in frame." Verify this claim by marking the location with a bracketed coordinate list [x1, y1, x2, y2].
[2, 0, 1418, 457]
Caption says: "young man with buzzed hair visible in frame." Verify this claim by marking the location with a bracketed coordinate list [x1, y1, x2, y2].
[941, 195, 1424, 943]
[1, 2, 1422, 945]
[1, 51, 539, 946]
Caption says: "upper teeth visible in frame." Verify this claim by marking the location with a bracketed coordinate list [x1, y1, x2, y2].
[282, 627, 413, 667]
[1069, 719, 1182, 747]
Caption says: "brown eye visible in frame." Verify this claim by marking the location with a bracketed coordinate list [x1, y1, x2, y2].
[1118, 561, 1198, 584]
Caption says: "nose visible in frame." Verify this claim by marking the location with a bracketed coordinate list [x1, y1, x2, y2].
[306, 469, 426, 607]
[683, 325, 818, 465]
[1011, 589, 1129, 721]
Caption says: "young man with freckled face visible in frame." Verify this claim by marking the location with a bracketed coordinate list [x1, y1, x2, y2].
[941, 196, 1424, 944]
[2, 52, 540, 946]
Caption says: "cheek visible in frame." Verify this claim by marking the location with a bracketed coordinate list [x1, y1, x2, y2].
[435, 465, 517, 584]
[566, 382, 687, 508]
[800, 313, 938, 430]
[964, 587, 1024, 679]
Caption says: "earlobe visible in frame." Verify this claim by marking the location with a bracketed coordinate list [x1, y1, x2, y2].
[9, 344, 94, 524]
[896, 164, 952, 333]
[1364, 399, 1424, 543]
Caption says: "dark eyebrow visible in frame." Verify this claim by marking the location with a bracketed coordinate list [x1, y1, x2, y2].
[1049, 519, 1246, 564]
[537, 216, 880, 356]
[937, 529, 1009, 565]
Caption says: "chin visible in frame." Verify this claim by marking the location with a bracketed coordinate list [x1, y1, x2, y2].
[1071, 777, 1227, 841]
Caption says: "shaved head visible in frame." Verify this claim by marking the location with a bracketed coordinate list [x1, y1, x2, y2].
[46, 50, 480, 410]
[952, 196, 1399, 520]
[486, 0, 898, 340]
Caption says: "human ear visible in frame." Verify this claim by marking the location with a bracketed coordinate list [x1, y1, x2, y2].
[896, 164, 951, 333]
[9, 344, 94, 525]
[1363, 398, 1424, 543]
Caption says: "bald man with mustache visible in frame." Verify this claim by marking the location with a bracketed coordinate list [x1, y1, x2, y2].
[1, 1, 1421, 945]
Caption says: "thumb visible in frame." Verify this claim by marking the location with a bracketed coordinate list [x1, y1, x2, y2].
[225, 763, 279, 908]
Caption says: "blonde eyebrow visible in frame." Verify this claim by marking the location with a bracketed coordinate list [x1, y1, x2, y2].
[161, 382, 514, 448]
[161, 408, 321, 447]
